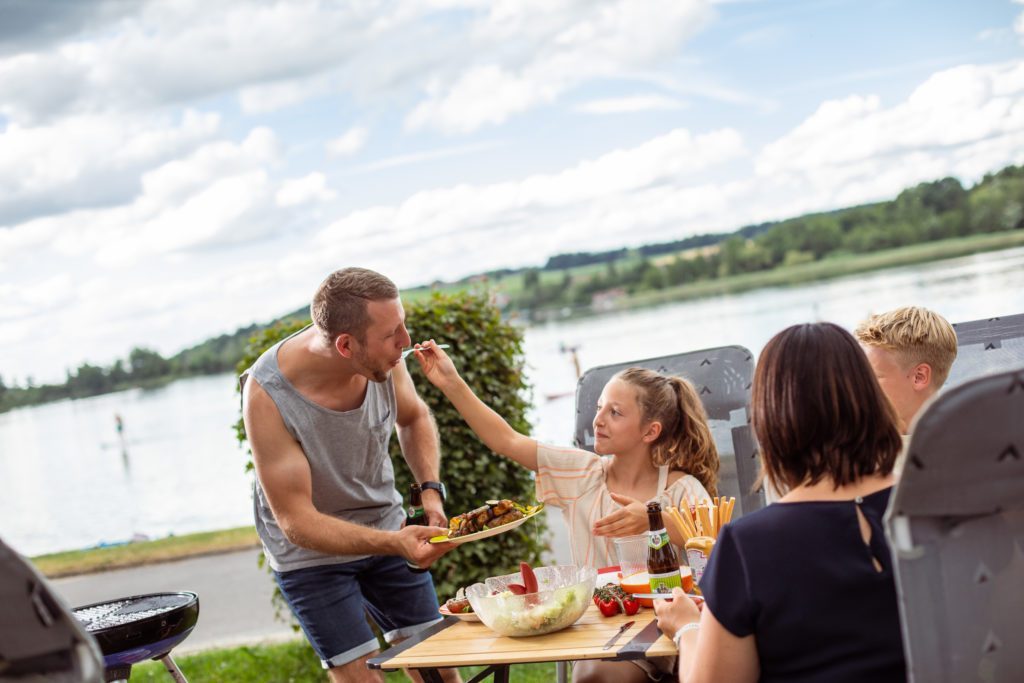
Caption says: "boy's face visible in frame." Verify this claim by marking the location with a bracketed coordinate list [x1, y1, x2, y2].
[862, 345, 930, 433]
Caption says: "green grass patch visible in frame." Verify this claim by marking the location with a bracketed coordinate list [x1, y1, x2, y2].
[130, 638, 556, 682]
[31, 526, 260, 578]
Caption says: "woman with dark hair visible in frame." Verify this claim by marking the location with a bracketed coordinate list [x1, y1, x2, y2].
[654, 322, 907, 683]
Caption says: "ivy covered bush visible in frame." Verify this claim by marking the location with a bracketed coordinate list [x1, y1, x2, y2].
[234, 290, 546, 603]
[395, 290, 545, 600]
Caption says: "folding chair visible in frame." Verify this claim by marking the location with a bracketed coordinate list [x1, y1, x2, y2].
[0, 536, 103, 682]
[573, 345, 763, 518]
[885, 367, 1024, 683]
[948, 312, 1024, 387]
[0, 535, 200, 683]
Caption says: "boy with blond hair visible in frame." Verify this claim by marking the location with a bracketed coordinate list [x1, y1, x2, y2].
[854, 306, 958, 435]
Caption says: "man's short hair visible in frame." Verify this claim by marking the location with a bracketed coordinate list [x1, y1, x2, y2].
[854, 306, 958, 387]
[311, 268, 399, 342]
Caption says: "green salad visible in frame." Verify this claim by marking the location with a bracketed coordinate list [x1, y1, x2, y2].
[487, 583, 589, 635]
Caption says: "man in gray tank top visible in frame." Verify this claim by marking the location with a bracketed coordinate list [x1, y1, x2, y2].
[241, 268, 460, 682]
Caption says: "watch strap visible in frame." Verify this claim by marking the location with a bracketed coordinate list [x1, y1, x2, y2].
[420, 481, 446, 501]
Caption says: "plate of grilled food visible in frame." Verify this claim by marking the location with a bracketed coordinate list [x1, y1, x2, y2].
[430, 499, 544, 544]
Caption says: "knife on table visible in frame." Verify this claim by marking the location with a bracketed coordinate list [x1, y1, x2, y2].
[601, 620, 635, 651]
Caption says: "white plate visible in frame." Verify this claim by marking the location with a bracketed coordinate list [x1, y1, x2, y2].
[430, 504, 545, 545]
[439, 605, 480, 622]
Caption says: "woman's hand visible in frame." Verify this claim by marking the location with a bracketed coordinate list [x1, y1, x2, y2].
[412, 340, 460, 391]
[653, 588, 702, 639]
[593, 492, 648, 537]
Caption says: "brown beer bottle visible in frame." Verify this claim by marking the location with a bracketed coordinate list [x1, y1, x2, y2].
[407, 483, 427, 526]
[646, 502, 683, 593]
[405, 483, 429, 574]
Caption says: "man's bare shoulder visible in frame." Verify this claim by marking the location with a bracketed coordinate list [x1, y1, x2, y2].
[243, 376, 283, 425]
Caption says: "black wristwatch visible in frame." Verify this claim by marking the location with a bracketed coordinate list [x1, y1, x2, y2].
[419, 481, 447, 503]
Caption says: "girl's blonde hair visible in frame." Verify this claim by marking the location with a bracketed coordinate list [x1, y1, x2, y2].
[614, 367, 720, 497]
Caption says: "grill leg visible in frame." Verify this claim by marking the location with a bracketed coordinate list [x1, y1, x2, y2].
[105, 664, 132, 682]
[157, 653, 189, 683]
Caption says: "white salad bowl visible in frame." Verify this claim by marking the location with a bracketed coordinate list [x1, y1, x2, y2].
[466, 565, 596, 637]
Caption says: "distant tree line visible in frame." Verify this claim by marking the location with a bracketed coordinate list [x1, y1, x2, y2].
[3, 164, 1022, 412]
[504, 165, 1024, 318]
[0, 325, 264, 413]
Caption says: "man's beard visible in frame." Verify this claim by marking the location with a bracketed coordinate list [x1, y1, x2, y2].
[355, 348, 390, 383]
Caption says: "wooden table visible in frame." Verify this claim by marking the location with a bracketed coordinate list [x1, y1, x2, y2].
[367, 605, 676, 682]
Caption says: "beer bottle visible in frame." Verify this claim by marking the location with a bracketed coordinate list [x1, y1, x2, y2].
[407, 483, 427, 526]
[405, 483, 429, 574]
[646, 502, 683, 594]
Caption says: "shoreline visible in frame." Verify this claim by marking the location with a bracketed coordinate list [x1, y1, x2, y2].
[527, 231, 1024, 323]
[5, 232, 1024, 416]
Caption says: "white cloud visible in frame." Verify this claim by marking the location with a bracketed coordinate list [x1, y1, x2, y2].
[327, 126, 369, 157]
[0, 109, 219, 225]
[299, 126, 746, 280]
[0, 127, 287, 271]
[576, 94, 687, 114]
[276, 173, 336, 207]
[406, 0, 712, 133]
[406, 65, 558, 133]
[757, 60, 1024, 207]
[0, 0, 714, 135]
[0, 2, 388, 123]
[358, 140, 504, 172]
[238, 75, 334, 114]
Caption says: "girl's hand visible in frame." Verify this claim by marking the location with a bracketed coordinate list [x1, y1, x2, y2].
[593, 492, 648, 537]
[653, 588, 702, 639]
[412, 340, 460, 390]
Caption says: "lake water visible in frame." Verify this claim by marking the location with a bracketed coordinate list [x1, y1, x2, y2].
[4, 247, 1024, 556]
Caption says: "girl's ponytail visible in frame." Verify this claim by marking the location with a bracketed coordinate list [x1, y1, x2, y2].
[663, 377, 719, 498]
[615, 368, 720, 497]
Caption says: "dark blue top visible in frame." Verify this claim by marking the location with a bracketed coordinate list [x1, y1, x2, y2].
[700, 487, 906, 683]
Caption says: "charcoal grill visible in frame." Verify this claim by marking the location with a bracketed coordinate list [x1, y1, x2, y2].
[72, 592, 199, 682]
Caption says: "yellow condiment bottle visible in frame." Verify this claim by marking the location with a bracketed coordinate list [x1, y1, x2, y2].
[684, 535, 716, 589]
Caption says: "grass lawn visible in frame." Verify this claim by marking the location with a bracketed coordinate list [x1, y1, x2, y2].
[31, 526, 259, 578]
[130, 638, 555, 682]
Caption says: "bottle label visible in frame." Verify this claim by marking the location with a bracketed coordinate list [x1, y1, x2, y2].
[407, 506, 424, 520]
[648, 569, 683, 594]
[648, 529, 670, 550]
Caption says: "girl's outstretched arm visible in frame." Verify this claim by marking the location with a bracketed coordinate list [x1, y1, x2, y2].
[413, 340, 538, 471]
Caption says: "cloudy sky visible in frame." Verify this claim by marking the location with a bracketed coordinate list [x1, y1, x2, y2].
[2, 0, 1023, 385]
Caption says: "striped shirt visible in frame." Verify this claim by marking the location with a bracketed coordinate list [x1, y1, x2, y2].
[535, 443, 712, 568]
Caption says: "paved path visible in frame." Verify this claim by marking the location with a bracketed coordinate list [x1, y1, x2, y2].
[52, 548, 298, 654]
[51, 510, 572, 655]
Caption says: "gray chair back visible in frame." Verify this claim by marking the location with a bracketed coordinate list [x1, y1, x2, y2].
[573, 345, 763, 517]
[948, 312, 1024, 387]
[0, 537, 103, 682]
[885, 367, 1024, 683]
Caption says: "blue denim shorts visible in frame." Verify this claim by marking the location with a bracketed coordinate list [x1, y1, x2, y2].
[274, 554, 443, 669]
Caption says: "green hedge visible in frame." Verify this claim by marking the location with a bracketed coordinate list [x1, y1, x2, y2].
[393, 290, 545, 600]
[234, 290, 546, 603]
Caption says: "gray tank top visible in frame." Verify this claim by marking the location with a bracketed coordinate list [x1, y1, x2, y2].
[240, 328, 404, 572]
